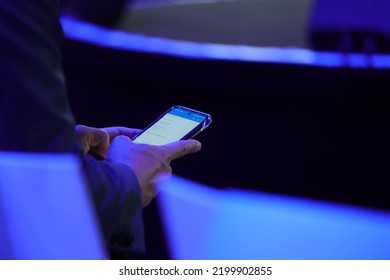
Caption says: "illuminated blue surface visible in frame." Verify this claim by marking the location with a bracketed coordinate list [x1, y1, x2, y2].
[61, 16, 390, 69]
[0, 152, 107, 260]
[158, 176, 390, 260]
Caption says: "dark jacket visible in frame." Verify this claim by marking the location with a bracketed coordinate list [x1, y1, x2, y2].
[0, 0, 145, 258]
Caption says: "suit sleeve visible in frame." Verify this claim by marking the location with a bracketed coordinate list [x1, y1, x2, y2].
[0, 0, 145, 255]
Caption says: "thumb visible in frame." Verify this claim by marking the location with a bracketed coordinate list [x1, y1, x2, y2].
[164, 140, 202, 161]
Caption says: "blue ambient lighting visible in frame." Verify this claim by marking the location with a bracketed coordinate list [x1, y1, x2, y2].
[158, 176, 390, 260]
[0, 152, 107, 259]
[60, 16, 390, 69]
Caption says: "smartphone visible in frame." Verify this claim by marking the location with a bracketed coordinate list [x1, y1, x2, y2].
[132, 105, 212, 145]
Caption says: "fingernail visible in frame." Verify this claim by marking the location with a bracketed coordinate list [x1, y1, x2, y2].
[195, 141, 202, 150]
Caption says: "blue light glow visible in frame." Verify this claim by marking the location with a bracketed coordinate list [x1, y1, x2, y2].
[0, 152, 107, 259]
[158, 176, 390, 260]
[60, 16, 390, 69]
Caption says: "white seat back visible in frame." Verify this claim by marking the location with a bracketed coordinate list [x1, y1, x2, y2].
[0, 152, 107, 260]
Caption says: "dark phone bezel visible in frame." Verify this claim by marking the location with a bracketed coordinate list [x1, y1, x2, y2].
[132, 105, 212, 143]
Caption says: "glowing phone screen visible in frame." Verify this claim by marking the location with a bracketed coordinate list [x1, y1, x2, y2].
[133, 107, 207, 145]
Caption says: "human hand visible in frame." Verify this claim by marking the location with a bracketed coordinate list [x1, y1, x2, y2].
[106, 136, 202, 208]
[75, 125, 141, 159]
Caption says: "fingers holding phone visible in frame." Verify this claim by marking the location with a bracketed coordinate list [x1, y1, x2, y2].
[106, 136, 202, 207]
[75, 125, 142, 160]
[106, 105, 211, 208]
[101, 126, 142, 140]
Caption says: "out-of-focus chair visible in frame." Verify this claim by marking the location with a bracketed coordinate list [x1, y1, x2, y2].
[0, 152, 107, 259]
[158, 175, 390, 259]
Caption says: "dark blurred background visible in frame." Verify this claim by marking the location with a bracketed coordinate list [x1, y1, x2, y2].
[60, 0, 390, 259]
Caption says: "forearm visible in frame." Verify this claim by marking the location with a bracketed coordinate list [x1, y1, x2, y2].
[81, 152, 145, 254]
